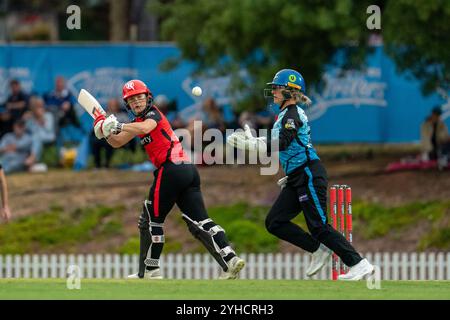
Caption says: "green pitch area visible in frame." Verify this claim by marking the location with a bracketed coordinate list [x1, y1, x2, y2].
[0, 279, 449, 300]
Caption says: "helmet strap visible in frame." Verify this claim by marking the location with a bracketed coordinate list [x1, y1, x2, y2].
[279, 99, 288, 110]
[279, 89, 292, 110]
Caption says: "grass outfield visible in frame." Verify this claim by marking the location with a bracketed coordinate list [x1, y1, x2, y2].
[0, 279, 449, 300]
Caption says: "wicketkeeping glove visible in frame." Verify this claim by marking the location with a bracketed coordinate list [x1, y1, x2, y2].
[226, 124, 267, 152]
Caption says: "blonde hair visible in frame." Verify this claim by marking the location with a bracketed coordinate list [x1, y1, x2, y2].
[293, 91, 312, 107]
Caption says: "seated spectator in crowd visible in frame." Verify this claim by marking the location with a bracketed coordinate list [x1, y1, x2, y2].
[154, 95, 184, 129]
[0, 109, 14, 139]
[238, 106, 276, 129]
[255, 109, 276, 130]
[421, 106, 450, 161]
[0, 120, 41, 173]
[25, 96, 56, 150]
[44, 76, 83, 145]
[109, 98, 130, 124]
[91, 98, 130, 168]
[6, 79, 29, 122]
[202, 97, 226, 132]
[185, 97, 225, 139]
[181, 98, 225, 165]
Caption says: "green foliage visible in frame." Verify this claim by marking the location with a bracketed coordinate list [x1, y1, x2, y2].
[118, 237, 140, 254]
[152, 0, 374, 111]
[58, 1, 109, 41]
[196, 202, 279, 253]
[153, 0, 449, 106]
[86, 145, 148, 169]
[225, 220, 277, 253]
[175, 200, 450, 253]
[354, 200, 450, 250]
[40, 145, 59, 167]
[3, 200, 448, 254]
[419, 224, 450, 250]
[383, 0, 450, 94]
[118, 236, 183, 254]
[0, 205, 125, 254]
[110, 146, 148, 166]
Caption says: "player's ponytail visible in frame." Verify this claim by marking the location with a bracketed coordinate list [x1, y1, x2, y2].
[293, 91, 312, 107]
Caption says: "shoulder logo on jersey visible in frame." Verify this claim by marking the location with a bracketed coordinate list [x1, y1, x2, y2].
[285, 118, 296, 130]
[140, 134, 152, 146]
[125, 81, 135, 90]
[144, 110, 159, 121]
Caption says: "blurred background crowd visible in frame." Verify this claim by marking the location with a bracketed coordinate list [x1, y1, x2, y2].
[1, 75, 448, 173]
[0, 76, 283, 173]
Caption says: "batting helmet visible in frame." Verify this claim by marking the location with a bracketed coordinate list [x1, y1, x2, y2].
[122, 80, 154, 117]
[122, 79, 151, 101]
[267, 69, 306, 93]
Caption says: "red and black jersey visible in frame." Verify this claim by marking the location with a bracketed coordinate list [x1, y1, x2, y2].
[134, 106, 190, 168]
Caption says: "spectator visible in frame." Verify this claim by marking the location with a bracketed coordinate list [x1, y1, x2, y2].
[91, 98, 130, 168]
[0, 109, 14, 139]
[154, 94, 184, 129]
[109, 98, 129, 124]
[44, 76, 83, 145]
[6, 79, 29, 122]
[420, 106, 450, 161]
[25, 96, 56, 148]
[202, 97, 225, 132]
[0, 120, 41, 173]
[255, 109, 276, 130]
[0, 166, 11, 222]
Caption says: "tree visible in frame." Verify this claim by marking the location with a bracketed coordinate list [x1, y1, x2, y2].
[153, 0, 449, 110]
[382, 0, 450, 95]
[109, 0, 130, 41]
[153, 0, 378, 110]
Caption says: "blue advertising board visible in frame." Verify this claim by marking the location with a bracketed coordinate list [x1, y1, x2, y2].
[0, 44, 448, 144]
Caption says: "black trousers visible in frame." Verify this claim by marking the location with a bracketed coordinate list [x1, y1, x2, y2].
[137, 162, 234, 276]
[265, 160, 362, 267]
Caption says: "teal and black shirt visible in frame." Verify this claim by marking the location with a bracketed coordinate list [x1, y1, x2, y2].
[271, 104, 319, 174]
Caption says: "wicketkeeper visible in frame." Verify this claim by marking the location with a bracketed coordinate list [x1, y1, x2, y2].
[228, 69, 374, 280]
[93, 79, 245, 279]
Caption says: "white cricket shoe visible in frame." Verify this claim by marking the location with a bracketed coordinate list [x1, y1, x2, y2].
[127, 268, 163, 279]
[218, 256, 246, 280]
[306, 244, 332, 277]
[338, 258, 374, 281]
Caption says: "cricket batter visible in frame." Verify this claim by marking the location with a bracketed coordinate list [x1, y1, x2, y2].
[93, 79, 245, 279]
[228, 69, 374, 280]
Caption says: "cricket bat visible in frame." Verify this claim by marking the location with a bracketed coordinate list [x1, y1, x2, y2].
[77, 89, 107, 119]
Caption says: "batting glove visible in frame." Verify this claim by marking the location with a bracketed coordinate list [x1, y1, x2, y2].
[101, 115, 118, 138]
[93, 114, 106, 139]
[111, 122, 124, 135]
